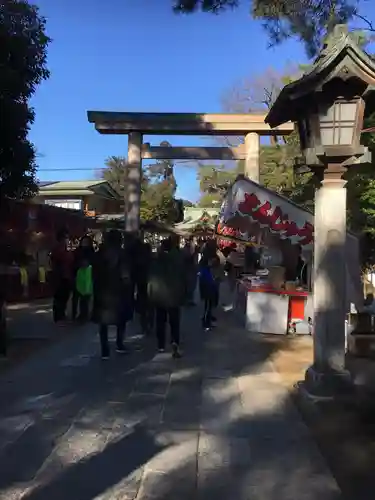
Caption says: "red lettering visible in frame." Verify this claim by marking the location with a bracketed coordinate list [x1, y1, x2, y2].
[281, 220, 298, 238]
[267, 206, 283, 230]
[297, 222, 314, 246]
[272, 215, 290, 232]
[252, 201, 272, 225]
[238, 193, 260, 214]
[235, 191, 314, 245]
[217, 223, 238, 238]
[216, 222, 224, 234]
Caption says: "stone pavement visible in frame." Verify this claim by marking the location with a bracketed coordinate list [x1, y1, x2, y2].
[0, 305, 342, 499]
[6, 299, 61, 340]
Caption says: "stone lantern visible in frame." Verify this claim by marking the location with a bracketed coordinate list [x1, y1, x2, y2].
[265, 25, 375, 397]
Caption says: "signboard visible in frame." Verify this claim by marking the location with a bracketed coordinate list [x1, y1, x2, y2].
[44, 199, 82, 211]
[216, 222, 258, 245]
[219, 178, 314, 247]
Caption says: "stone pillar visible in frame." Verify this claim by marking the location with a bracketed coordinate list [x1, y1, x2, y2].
[244, 132, 260, 183]
[125, 132, 142, 233]
[304, 175, 351, 397]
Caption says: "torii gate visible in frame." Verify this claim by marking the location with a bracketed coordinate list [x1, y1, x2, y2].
[87, 111, 294, 232]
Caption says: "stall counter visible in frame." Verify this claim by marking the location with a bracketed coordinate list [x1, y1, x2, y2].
[236, 279, 312, 335]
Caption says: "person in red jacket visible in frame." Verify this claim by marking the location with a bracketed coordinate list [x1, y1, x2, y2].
[50, 229, 73, 323]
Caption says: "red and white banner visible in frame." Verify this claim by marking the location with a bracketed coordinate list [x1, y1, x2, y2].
[218, 177, 314, 247]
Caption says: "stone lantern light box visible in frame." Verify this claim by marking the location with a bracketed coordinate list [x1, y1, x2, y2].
[266, 24, 375, 172]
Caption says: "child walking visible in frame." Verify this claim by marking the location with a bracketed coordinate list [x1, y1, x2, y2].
[198, 256, 218, 331]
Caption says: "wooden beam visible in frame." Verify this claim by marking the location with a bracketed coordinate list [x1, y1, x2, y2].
[141, 144, 246, 160]
[87, 111, 294, 136]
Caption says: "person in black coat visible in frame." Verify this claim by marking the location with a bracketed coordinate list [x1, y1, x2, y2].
[93, 230, 134, 359]
[183, 239, 198, 306]
[132, 238, 154, 335]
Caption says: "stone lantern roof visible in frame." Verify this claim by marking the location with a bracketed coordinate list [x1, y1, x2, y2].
[265, 24, 375, 127]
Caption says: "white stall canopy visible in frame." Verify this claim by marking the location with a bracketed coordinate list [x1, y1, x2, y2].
[217, 175, 363, 309]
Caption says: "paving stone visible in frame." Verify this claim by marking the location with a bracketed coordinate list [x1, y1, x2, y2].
[145, 430, 198, 473]
[237, 457, 341, 500]
[138, 467, 196, 500]
[26, 425, 164, 500]
[132, 372, 171, 396]
[0, 414, 34, 452]
[112, 394, 164, 428]
[0, 417, 74, 489]
[0, 299, 342, 499]
[94, 468, 144, 499]
[198, 433, 252, 470]
[200, 377, 244, 435]
[0, 484, 32, 500]
[197, 468, 239, 499]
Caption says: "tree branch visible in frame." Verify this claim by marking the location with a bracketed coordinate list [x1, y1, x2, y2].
[352, 12, 375, 32]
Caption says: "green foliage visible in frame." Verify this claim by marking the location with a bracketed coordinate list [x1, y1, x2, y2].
[0, 0, 50, 199]
[197, 162, 240, 207]
[252, 0, 358, 58]
[343, 111, 375, 269]
[173, 0, 362, 57]
[197, 137, 316, 210]
[173, 0, 238, 14]
[102, 156, 181, 224]
[198, 192, 223, 208]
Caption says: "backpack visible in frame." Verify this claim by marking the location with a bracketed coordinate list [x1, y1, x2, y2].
[148, 250, 185, 308]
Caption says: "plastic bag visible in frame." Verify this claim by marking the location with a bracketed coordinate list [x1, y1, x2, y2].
[76, 265, 93, 296]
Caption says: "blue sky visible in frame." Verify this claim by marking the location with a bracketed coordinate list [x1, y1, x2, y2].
[30, 0, 373, 202]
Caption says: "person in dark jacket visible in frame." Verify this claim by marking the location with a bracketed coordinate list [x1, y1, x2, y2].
[93, 230, 134, 359]
[72, 235, 96, 322]
[183, 239, 198, 306]
[199, 254, 218, 331]
[50, 230, 73, 324]
[148, 236, 187, 358]
[133, 239, 154, 335]
[200, 239, 225, 317]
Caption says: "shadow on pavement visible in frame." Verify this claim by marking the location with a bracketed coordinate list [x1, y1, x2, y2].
[0, 298, 343, 500]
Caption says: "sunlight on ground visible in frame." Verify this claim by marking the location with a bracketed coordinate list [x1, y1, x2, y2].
[33, 309, 51, 315]
[270, 338, 313, 388]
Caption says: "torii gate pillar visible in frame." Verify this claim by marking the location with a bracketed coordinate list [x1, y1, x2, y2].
[125, 132, 142, 233]
[244, 132, 260, 183]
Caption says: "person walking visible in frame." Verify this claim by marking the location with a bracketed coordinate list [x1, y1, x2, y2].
[200, 239, 225, 318]
[93, 230, 134, 359]
[182, 238, 198, 306]
[72, 235, 96, 322]
[50, 230, 73, 324]
[133, 238, 154, 335]
[199, 255, 218, 331]
[148, 236, 187, 358]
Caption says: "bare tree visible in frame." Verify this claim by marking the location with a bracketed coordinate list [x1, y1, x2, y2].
[222, 66, 292, 113]
[219, 64, 300, 147]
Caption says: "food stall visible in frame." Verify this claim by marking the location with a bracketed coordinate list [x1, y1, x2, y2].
[217, 175, 363, 335]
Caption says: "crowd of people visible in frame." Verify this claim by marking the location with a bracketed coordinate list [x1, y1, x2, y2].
[50, 229, 229, 359]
